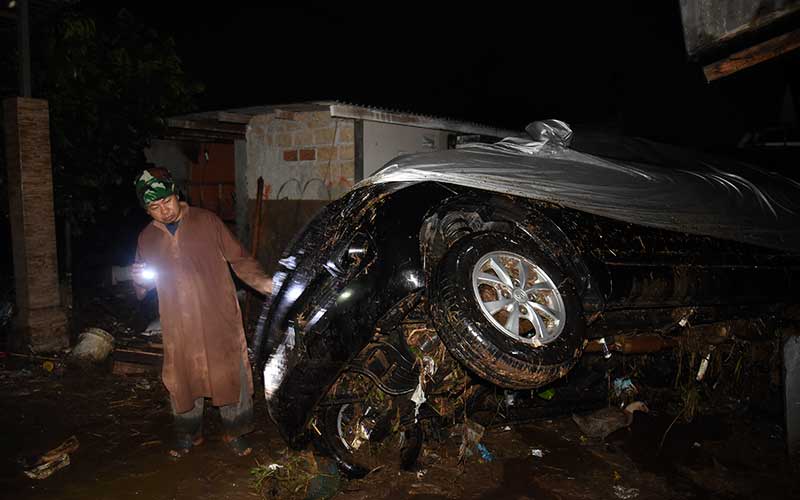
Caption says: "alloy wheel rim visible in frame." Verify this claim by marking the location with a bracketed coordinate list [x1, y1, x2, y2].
[471, 251, 566, 346]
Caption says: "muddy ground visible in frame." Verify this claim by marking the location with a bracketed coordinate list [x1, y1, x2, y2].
[1, 283, 799, 500]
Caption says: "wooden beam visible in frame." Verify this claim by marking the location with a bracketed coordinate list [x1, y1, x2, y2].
[704, 28, 800, 82]
[162, 132, 236, 143]
[166, 118, 245, 135]
[215, 111, 253, 124]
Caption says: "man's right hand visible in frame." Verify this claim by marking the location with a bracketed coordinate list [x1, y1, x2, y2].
[131, 262, 151, 288]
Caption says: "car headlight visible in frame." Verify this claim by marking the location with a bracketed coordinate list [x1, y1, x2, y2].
[324, 232, 374, 277]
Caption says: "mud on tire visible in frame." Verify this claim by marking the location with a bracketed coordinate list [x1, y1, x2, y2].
[311, 372, 422, 479]
[429, 231, 585, 389]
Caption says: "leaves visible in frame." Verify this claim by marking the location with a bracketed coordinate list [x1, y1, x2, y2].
[37, 8, 201, 233]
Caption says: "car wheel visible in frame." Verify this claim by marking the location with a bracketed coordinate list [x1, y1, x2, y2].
[430, 231, 585, 389]
[311, 372, 423, 479]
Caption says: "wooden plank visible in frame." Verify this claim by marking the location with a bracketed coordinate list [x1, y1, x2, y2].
[113, 348, 163, 366]
[704, 28, 800, 82]
[165, 119, 246, 137]
[216, 112, 253, 124]
[250, 199, 329, 275]
[354, 120, 364, 182]
[112, 360, 157, 375]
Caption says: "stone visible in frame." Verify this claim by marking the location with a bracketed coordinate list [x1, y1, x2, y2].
[338, 145, 355, 160]
[313, 128, 335, 145]
[293, 130, 313, 146]
[336, 123, 355, 142]
[316, 146, 336, 161]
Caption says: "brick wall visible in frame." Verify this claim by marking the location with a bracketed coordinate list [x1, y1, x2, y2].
[246, 110, 355, 201]
[3, 97, 68, 352]
[243, 109, 356, 269]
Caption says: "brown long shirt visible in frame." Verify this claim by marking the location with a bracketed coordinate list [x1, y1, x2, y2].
[135, 204, 271, 413]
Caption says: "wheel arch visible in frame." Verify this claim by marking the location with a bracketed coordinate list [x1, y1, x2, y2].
[419, 189, 604, 314]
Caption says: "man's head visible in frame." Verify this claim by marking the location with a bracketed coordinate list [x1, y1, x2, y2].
[135, 168, 182, 224]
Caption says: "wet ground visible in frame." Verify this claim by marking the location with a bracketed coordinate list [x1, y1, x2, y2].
[1, 355, 798, 500]
[2, 283, 799, 499]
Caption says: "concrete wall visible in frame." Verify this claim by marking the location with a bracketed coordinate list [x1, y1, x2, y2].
[246, 110, 355, 201]
[362, 121, 451, 178]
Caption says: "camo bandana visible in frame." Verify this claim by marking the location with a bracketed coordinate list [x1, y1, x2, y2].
[134, 168, 176, 208]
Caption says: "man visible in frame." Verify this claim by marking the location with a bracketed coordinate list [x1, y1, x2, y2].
[131, 167, 272, 458]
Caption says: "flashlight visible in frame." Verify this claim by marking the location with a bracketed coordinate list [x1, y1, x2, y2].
[141, 267, 158, 281]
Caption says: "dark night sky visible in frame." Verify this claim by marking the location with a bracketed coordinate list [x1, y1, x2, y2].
[62, 1, 800, 147]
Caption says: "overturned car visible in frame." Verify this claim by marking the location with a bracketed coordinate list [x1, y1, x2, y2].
[253, 120, 800, 476]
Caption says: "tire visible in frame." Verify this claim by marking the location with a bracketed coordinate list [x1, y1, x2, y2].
[311, 372, 423, 479]
[430, 231, 585, 389]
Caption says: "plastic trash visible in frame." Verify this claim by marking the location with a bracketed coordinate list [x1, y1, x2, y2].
[598, 337, 612, 358]
[613, 485, 640, 499]
[537, 388, 556, 400]
[135, 379, 152, 390]
[457, 419, 485, 462]
[530, 448, 545, 457]
[411, 380, 426, 422]
[142, 318, 162, 337]
[696, 347, 715, 381]
[612, 377, 638, 397]
[24, 454, 70, 479]
[476, 443, 493, 462]
[69, 328, 114, 364]
[23, 436, 79, 480]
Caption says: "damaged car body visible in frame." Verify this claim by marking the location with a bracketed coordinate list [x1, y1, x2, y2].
[253, 120, 800, 476]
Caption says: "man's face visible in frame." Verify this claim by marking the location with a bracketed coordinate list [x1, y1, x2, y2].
[146, 195, 181, 224]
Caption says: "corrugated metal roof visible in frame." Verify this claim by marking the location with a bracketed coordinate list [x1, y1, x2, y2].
[170, 100, 523, 139]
